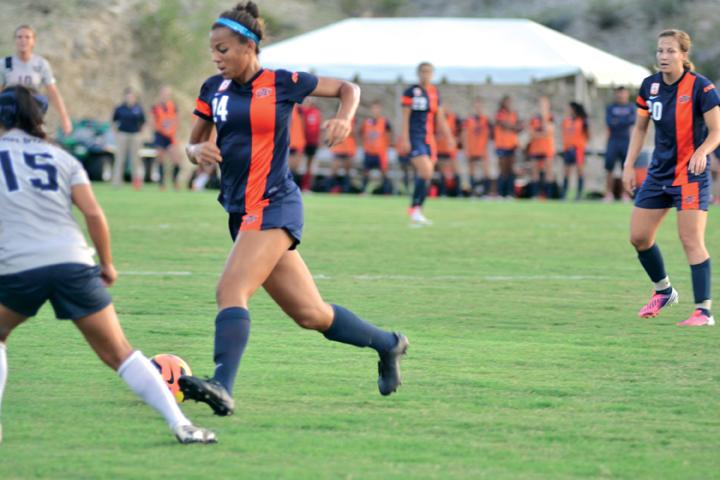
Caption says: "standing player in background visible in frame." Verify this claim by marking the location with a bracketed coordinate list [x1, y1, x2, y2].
[401, 62, 454, 225]
[327, 117, 357, 193]
[151, 86, 182, 190]
[463, 98, 492, 196]
[1, 25, 72, 136]
[561, 102, 589, 200]
[0, 86, 215, 444]
[527, 96, 555, 198]
[360, 100, 392, 194]
[436, 107, 461, 197]
[181, 2, 409, 415]
[604, 86, 636, 201]
[623, 29, 720, 326]
[111, 88, 146, 189]
[300, 97, 322, 191]
[288, 104, 305, 187]
[494, 95, 522, 198]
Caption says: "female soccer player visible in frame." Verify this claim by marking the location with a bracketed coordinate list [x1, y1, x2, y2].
[181, 2, 408, 415]
[1, 25, 72, 135]
[561, 102, 589, 200]
[0, 86, 215, 444]
[327, 117, 358, 193]
[494, 95, 521, 198]
[401, 62, 454, 225]
[152, 85, 183, 190]
[463, 98, 492, 196]
[527, 96, 555, 198]
[360, 100, 392, 194]
[623, 29, 720, 326]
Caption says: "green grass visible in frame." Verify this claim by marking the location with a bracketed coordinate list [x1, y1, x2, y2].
[1, 186, 719, 479]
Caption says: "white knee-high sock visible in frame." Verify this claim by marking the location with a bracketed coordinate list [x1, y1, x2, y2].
[117, 351, 190, 430]
[0, 342, 6, 419]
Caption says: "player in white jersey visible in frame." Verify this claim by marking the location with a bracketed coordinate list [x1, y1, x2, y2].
[1, 25, 72, 135]
[0, 86, 215, 445]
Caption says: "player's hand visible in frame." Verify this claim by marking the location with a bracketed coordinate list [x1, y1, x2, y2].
[190, 142, 222, 167]
[100, 263, 117, 287]
[688, 150, 708, 175]
[622, 164, 636, 196]
[323, 118, 352, 147]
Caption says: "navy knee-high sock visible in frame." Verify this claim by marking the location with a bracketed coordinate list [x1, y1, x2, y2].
[562, 177, 569, 198]
[323, 305, 397, 354]
[412, 178, 427, 207]
[637, 244, 671, 294]
[576, 176, 585, 199]
[690, 258, 712, 313]
[211, 307, 250, 394]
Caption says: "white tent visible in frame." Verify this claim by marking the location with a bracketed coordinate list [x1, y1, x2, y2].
[261, 18, 651, 87]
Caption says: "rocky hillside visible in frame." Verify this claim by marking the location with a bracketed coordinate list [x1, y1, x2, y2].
[1, 0, 719, 135]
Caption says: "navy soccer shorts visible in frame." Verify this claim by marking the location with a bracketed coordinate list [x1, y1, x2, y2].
[0, 263, 112, 320]
[605, 138, 629, 172]
[228, 187, 304, 250]
[634, 175, 710, 211]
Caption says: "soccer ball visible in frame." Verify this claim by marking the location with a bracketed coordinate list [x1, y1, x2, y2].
[150, 353, 192, 403]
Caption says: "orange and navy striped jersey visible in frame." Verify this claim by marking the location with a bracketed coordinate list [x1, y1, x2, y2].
[331, 118, 357, 156]
[528, 114, 555, 157]
[561, 116, 587, 151]
[636, 70, 720, 185]
[494, 108, 519, 149]
[152, 100, 178, 138]
[402, 84, 440, 144]
[436, 111, 460, 156]
[361, 116, 392, 156]
[194, 69, 318, 213]
[289, 104, 306, 152]
[463, 115, 490, 158]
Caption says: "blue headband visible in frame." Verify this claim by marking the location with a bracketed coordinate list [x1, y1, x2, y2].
[215, 18, 260, 44]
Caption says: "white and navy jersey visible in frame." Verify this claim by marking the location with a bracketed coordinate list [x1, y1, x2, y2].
[0, 54, 55, 90]
[0, 129, 95, 275]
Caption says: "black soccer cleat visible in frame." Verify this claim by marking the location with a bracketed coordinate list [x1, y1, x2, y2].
[377, 333, 409, 396]
[178, 375, 235, 416]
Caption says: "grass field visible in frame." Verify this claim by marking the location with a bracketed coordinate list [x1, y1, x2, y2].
[1, 185, 719, 479]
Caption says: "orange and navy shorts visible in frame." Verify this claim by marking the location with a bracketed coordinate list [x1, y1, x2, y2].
[228, 187, 304, 249]
[635, 175, 710, 211]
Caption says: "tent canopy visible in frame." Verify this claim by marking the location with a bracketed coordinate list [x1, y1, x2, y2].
[261, 18, 651, 87]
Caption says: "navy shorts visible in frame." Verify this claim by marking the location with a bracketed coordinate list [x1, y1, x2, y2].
[154, 132, 174, 150]
[228, 187, 304, 249]
[364, 153, 386, 171]
[0, 263, 112, 320]
[398, 154, 411, 166]
[605, 139, 629, 171]
[563, 148, 578, 166]
[410, 139, 432, 159]
[496, 148, 516, 158]
[304, 144, 318, 158]
[634, 175, 710, 211]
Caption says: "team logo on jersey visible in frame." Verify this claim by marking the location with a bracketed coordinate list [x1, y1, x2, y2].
[218, 79, 231, 92]
[679, 95, 691, 104]
[650, 83, 660, 95]
[255, 87, 273, 98]
[413, 87, 422, 97]
[684, 195, 695, 205]
[243, 214, 258, 225]
[704, 84, 716, 93]
[291, 72, 299, 83]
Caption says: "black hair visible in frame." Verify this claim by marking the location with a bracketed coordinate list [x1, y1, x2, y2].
[569, 101, 588, 135]
[0, 85, 47, 139]
[213, 2, 265, 54]
[417, 62, 433, 73]
[499, 95, 511, 110]
[614, 86, 627, 92]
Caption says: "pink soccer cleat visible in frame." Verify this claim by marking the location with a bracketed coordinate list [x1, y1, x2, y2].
[677, 309, 716, 327]
[638, 288, 679, 318]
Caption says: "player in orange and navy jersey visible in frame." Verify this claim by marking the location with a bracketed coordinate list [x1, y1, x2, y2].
[180, 2, 408, 414]
[151, 85, 183, 190]
[463, 98, 492, 196]
[494, 95, 522, 197]
[327, 117, 358, 193]
[401, 62, 454, 225]
[561, 102, 589, 200]
[360, 100, 392, 194]
[527, 96, 555, 198]
[436, 107, 461, 196]
[288, 104, 305, 186]
[623, 29, 720, 327]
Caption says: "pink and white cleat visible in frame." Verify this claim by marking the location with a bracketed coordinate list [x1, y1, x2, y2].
[677, 309, 715, 327]
[638, 288, 679, 318]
